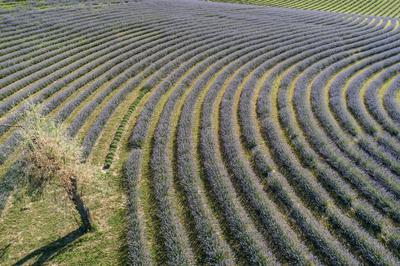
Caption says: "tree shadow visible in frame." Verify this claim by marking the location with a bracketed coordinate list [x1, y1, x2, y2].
[13, 227, 85, 266]
[0, 243, 11, 260]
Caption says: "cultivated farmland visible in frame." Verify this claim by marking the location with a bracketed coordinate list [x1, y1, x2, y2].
[0, 0, 400, 265]
[217, 0, 400, 17]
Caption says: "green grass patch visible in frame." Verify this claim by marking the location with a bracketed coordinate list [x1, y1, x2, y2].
[0, 169, 126, 265]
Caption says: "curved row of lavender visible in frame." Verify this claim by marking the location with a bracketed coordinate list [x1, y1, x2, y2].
[1, 0, 399, 264]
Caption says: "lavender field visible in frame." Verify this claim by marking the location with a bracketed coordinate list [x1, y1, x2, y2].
[0, 0, 399, 264]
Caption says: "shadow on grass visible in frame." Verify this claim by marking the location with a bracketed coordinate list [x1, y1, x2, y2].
[0, 243, 11, 260]
[13, 227, 86, 266]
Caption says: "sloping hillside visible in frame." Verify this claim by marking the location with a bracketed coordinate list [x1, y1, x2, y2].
[1, 0, 399, 264]
[215, 0, 400, 18]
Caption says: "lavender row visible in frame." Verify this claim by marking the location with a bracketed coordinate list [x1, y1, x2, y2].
[123, 150, 150, 265]
[0, 19, 172, 101]
[383, 76, 400, 125]
[254, 20, 399, 263]
[148, 26, 299, 263]
[76, 18, 253, 153]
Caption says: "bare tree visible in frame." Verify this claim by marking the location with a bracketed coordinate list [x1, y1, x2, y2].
[15, 105, 93, 232]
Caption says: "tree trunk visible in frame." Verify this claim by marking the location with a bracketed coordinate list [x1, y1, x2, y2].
[68, 176, 92, 232]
